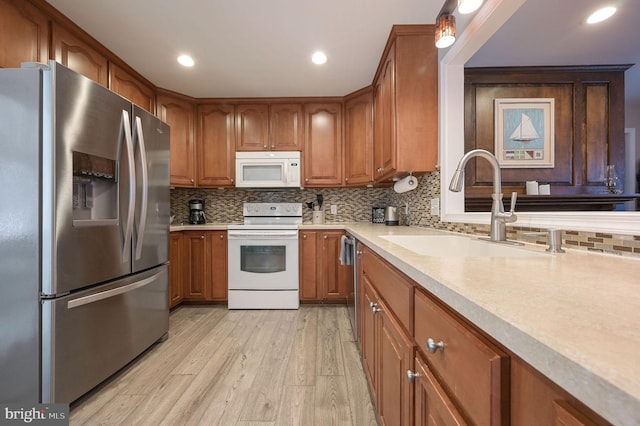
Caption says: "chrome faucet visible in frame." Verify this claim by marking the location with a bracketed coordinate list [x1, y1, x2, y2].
[449, 149, 518, 242]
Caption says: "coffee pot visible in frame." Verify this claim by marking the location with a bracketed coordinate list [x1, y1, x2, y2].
[188, 199, 206, 224]
[384, 206, 399, 226]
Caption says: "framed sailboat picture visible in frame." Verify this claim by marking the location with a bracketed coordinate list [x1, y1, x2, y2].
[494, 98, 555, 168]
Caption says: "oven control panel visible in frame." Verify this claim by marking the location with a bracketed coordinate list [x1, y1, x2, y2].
[243, 203, 302, 217]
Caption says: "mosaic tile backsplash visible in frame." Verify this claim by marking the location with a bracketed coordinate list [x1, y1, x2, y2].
[172, 172, 640, 258]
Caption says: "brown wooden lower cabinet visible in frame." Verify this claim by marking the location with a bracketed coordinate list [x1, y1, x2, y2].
[299, 229, 352, 303]
[510, 356, 609, 426]
[359, 246, 413, 426]
[356, 242, 610, 426]
[178, 230, 227, 303]
[413, 354, 466, 425]
[169, 232, 184, 308]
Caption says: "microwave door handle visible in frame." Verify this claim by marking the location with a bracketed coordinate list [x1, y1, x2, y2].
[121, 110, 135, 263]
[133, 115, 149, 261]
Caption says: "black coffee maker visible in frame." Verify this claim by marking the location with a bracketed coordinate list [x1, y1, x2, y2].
[188, 199, 206, 224]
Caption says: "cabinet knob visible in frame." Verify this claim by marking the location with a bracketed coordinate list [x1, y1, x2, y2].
[263, 145, 267, 149]
[200, 235, 205, 240]
[303, 234, 307, 240]
[305, 178, 309, 183]
[426, 337, 445, 354]
[356, 250, 363, 255]
[345, 177, 349, 182]
[370, 302, 381, 313]
[271, 145, 275, 149]
[190, 178, 195, 183]
[406, 370, 420, 382]
[324, 235, 327, 239]
[219, 234, 224, 239]
[230, 178, 234, 183]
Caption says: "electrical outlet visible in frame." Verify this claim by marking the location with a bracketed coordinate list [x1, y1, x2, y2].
[330, 204, 338, 214]
[430, 198, 439, 216]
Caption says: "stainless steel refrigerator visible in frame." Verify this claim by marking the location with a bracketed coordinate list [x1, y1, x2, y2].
[0, 61, 170, 404]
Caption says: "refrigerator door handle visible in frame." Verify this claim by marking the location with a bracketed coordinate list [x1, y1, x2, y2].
[122, 109, 135, 263]
[67, 270, 164, 309]
[133, 115, 149, 261]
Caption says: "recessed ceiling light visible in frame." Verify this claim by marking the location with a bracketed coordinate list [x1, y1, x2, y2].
[177, 55, 194, 67]
[457, 0, 483, 15]
[311, 51, 327, 65]
[586, 6, 617, 24]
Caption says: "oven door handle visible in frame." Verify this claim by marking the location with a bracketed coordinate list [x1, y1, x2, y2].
[228, 230, 298, 239]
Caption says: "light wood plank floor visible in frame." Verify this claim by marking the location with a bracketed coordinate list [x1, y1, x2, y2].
[69, 305, 378, 426]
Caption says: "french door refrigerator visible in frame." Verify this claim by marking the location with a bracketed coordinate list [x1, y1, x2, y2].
[0, 61, 170, 404]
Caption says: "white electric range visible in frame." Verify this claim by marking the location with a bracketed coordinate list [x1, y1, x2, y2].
[227, 202, 302, 309]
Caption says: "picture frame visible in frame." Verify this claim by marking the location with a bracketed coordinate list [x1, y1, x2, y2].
[494, 98, 555, 168]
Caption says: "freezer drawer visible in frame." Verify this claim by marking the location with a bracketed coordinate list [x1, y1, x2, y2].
[41, 265, 169, 403]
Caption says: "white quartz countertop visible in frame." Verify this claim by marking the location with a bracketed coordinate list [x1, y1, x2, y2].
[169, 221, 639, 424]
[345, 223, 639, 426]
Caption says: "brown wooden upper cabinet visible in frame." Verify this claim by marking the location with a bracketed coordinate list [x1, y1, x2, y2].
[345, 88, 374, 186]
[269, 103, 304, 151]
[235, 104, 269, 151]
[108, 62, 155, 113]
[236, 103, 304, 151]
[303, 102, 343, 187]
[52, 22, 108, 87]
[196, 103, 236, 187]
[373, 25, 438, 183]
[0, 0, 49, 68]
[157, 91, 197, 187]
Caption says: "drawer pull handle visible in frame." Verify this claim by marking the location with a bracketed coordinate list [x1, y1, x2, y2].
[426, 338, 445, 353]
[406, 370, 420, 382]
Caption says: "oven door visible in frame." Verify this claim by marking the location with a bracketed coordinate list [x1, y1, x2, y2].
[227, 229, 299, 290]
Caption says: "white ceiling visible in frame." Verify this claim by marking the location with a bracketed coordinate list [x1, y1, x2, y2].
[44, 0, 639, 102]
[466, 0, 640, 104]
[45, 0, 443, 98]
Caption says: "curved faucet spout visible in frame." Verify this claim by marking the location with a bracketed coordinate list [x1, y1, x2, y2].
[448, 149, 516, 242]
[448, 149, 502, 195]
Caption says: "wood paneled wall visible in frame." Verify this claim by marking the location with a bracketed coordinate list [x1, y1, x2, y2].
[464, 66, 629, 199]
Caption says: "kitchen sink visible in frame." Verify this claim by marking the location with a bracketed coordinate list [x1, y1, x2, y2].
[379, 235, 546, 257]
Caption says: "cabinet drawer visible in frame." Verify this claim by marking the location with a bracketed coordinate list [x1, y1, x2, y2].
[362, 248, 413, 334]
[414, 288, 508, 425]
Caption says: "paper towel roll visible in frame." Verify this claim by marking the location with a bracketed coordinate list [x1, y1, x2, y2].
[393, 175, 417, 193]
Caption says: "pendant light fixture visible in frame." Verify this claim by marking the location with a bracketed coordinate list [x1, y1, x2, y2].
[435, 14, 456, 49]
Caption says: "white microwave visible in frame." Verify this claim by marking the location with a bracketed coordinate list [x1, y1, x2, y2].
[235, 151, 301, 188]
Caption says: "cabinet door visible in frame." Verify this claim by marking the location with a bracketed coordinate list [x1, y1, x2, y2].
[52, 23, 108, 86]
[344, 89, 374, 186]
[373, 45, 396, 180]
[0, 0, 49, 68]
[169, 233, 184, 308]
[377, 299, 413, 426]
[270, 103, 304, 151]
[197, 103, 235, 187]
[299, 231, 319, 301]
[108, 63, 155, 113]
[157, 92, 196, 187]
[303, 103, 343, 187]
[360, 276, 378, 397]
[210, 231, 228, 301]
[183, 231, 210, 300]
[320, 231, 351, 301]
[236, 104, 269, 151]
[414, 355, 467, 426]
